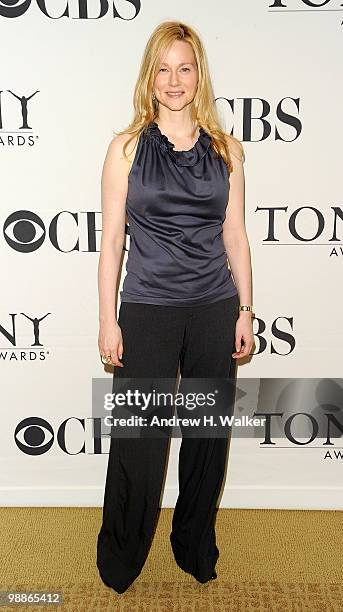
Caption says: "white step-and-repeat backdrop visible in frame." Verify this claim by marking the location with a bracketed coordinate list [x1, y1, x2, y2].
[1, 1, 342, 509]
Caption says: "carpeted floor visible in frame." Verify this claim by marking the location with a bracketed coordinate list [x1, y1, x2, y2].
[1, 507, 342, 611]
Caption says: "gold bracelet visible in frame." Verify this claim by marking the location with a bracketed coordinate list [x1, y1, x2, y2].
[238, 305, 255, 318]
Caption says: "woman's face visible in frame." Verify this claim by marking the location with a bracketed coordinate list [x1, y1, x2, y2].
[153, 40, 199, 112]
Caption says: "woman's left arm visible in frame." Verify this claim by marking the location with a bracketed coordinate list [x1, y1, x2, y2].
[222, 140, 255, 359]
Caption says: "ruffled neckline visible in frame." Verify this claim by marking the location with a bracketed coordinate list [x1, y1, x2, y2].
[145, 121, 212, 167]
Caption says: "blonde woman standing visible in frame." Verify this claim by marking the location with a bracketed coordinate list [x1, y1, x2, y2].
[97, 21, 254, 594]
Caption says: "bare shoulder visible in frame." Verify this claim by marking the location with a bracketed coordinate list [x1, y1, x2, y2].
[101, 132, 139, 185]
[106, 131, 139, 164]
[224, 134, 244, 167]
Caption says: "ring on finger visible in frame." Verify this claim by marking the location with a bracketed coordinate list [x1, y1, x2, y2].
[101, 354, 112, 365]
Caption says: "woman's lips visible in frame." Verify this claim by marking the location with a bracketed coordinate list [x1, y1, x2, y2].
[166, 92, 184, 97]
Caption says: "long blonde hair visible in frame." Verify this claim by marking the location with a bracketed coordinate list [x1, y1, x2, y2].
[114, 20, 245, 173]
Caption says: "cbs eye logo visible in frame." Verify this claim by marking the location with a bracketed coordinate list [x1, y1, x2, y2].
[3, 210, 45, 253]
[0, 0, 29, 18]
[14, 416, 88, 455]
[2, 208, 129, 253]
[15, 417, 54, 455]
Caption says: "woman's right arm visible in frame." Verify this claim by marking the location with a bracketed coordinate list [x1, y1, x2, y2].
[97, 133, 133, 367]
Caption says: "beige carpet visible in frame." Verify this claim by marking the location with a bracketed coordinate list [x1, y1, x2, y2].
[1, 507, 342, 611]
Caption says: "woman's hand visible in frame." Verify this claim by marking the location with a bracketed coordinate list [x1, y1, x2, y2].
[98, 320, 124, 367]
[232, 312, 255, 359]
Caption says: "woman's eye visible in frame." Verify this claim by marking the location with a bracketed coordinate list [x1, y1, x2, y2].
[159, 67, 190, 72]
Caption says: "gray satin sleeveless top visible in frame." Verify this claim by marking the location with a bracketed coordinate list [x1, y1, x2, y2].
[120, 121, 238, 306]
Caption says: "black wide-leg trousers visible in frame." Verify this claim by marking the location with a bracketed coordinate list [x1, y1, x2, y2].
[97, 293, 240, 594]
